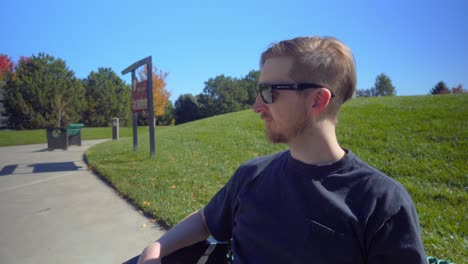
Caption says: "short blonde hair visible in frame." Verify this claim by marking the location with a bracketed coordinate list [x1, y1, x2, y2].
[260, 36, 356, 114]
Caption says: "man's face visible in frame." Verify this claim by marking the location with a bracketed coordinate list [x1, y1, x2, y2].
[253, 57, 312, 144]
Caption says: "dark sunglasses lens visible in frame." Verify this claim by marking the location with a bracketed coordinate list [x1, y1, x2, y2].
[259, 84, 273, 104]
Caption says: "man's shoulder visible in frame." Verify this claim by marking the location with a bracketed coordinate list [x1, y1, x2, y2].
[349, 155, 415, 207]
[243, 150, 288, 166]
[235, 150, 288, 179]
[219, 151, 288, 199]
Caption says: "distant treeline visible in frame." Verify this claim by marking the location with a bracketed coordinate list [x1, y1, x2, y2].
[173, 70, 259, 124]
[0, 52, 259, 129]
[1, 53, 464, 129]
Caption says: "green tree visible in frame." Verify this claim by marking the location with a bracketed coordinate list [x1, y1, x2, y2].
[196, 93, 217, 119]
[3, 53, 85, 129]
[137, 112, 149, 126]
[157, 100, 175, 126]
[174, 70, 259, 123]
[430, 81, 450, 95]
[241, 70, 260, 105]
[199, 74, 250, 117]
[174, 94, 199, 124]
[205, 75, 244, 114]
[356, 88, 377, 97]
[82, 68, 131, 126]
[373, 73, 396, 96]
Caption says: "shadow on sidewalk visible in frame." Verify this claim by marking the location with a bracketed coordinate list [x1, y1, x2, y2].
[0, 162, 83, 176]
[0, 165, 17, 176]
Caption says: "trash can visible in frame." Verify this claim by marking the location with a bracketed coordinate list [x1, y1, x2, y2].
[47, 128, 68, 151]
[67, 123, 84, 146]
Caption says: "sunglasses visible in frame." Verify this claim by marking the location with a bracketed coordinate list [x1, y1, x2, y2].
[257, 83, 335, 104]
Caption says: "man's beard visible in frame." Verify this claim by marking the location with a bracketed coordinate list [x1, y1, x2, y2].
[265, 111, 310, 144]
[266, 129, 287, 143]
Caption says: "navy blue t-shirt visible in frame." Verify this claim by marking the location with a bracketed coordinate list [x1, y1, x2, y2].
[204, 150, 426, 264]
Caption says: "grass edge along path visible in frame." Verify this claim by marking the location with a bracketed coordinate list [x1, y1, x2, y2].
[0, 126, 155, 147]
[86, 94, 467, 261]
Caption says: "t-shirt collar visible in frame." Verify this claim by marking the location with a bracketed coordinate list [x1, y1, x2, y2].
[286, 149, 354, 178]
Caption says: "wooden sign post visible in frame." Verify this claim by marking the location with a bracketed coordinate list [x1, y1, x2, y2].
[122, 56, 155, 158]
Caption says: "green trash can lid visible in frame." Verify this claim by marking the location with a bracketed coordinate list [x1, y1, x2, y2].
[67, 123, 84, 129]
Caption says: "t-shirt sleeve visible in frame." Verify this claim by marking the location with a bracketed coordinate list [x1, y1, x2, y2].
[367, 203, 427, 264]
[203, 167, 245, 242]
[203, 152, 284, 242]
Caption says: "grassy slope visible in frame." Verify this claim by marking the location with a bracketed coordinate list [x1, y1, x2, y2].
[337, 95, 467, 260]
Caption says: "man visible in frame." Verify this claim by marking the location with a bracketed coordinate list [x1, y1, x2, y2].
[137, 36, 426, 263]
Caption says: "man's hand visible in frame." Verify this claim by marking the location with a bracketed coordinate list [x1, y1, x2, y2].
[136, 209, 211, 264]
[136, 242, 162, 264]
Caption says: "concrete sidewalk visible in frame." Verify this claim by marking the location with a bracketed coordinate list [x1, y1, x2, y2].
[0, 140, 165, 263]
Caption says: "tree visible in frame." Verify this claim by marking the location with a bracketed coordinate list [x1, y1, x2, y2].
[451, 84, 465, 94]
[373, 73, 396, 96]
[0, 54, 15, 81]
[3, 53, 85, 129]
[196, 93, 218, 119]
[173, 70, 259, 123]
[197, 74, 254, 119]
[430, 81, 450, 95]
[0, 80, 7, 128]
[172, 69, 259, 124]
[240, 70, 260, 106]
[0, 54, 15, 128]
[356, 88, 377, 97]
[82, 68, 131, 126]
[174, 94, 200, 124]
[137, 65, 170, 118]
[158, 101, 175, 126]
[140, 100, 175, 126]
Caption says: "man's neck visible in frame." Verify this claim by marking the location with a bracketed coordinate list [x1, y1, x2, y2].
[288, 122, 345, 165]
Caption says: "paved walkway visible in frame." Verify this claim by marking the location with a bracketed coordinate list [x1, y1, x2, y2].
[0, 140, 165, 263]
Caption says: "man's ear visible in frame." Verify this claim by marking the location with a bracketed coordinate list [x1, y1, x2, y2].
[310, 88, 332, 115]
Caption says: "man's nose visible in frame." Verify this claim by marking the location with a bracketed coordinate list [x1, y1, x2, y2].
[253, 93, 267, 113]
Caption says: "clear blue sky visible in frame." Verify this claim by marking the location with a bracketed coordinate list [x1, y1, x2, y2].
[3, 0, 467, 102]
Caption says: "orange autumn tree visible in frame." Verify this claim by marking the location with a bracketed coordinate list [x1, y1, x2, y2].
[137, 65, 170, 118]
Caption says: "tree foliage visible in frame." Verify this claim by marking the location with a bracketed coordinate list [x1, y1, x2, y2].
[3, 53, 85, 129]
[0, 80, 7, 128]
[0, 55, 17, 128]
[7, 49, 465, 130]
[174, 70, 259, 124]
[242, 70, 261, 105]
[202, 75, 247, 114]
[83, 68, 131, 126]
[451, 84, 465, 94]
[430, 81, 451, 95]
[174, 94, 200, 124]
[356, 87, 377, 97]
[158, 101, 175, 125]
[137, 65, 170, 117]
[357, 73, 397, 97]
[0, 54, 15, 81]
[137, 101, 175, 126]
[373, 73, 396, 96]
